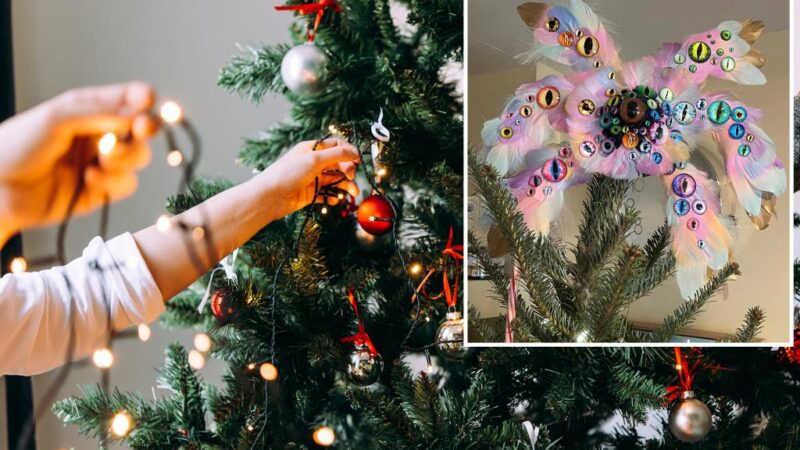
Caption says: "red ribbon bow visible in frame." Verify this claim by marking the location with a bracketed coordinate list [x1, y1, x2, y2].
[411, 227, 463, 308]
[340, 288, 379, 356]
[665, 348, 730, 404]
[275, 0, 342, 42]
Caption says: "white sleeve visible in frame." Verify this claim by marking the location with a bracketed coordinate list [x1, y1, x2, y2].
[0, 232, 164, 376]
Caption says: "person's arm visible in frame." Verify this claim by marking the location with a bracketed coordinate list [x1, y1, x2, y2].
[134, 139, 360, 300]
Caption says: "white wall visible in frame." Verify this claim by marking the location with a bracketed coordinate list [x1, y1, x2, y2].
[4, 1, 292, 448]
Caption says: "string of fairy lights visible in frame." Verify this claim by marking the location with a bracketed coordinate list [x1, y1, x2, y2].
[8, 97, 461, 448]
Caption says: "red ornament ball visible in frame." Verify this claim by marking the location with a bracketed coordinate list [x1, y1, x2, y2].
[210, 290, 235, 322]
[356, 195, 395, 235]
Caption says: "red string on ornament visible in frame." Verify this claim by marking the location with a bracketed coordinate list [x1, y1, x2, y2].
[340, 288, 379, 356]
[665, 348, 731, 404]
[411, 227, 463, 308]
[275, 0, 342, 42]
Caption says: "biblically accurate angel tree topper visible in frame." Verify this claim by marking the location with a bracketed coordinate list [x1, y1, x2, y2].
[482, 0, 785, 299]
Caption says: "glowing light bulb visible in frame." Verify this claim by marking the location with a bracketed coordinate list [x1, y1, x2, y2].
[312, 426, 335, 446]
[409, 263, 422, 276]
[259, 362, 278, 381]
[337, 193, 344, 200]
[93, 348, 114, 369]
[376, 168, 388, 177]
[98, 132, 117, 155]
[247, 363, 256, 370]
[188, 349, 205, 369]
[194, 333, 212, 353]
[166, 150, 184, 167]
[675, 364, 683, 371]
[247, 424, 255, 432]
[321, 206, 328, 215]
[111, 411, 132, 437]
[192, 226, 205, 241]
[156, 214, 172, 233]
[137, 324, 151, 342]
[160, 101, 183, 124]
[10, 256, 27, 274]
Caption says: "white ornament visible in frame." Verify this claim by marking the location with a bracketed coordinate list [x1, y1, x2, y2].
[280, 42, 326, 95]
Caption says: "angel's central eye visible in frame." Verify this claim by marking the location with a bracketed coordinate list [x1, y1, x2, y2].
[619, 98, 646, 124]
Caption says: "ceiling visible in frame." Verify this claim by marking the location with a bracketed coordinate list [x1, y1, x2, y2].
[468, 0, 789, 75]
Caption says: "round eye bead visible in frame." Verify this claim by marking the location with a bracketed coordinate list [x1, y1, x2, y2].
[697, 239, 706, 249]
[652, 152, 663, 164]
[578, 99, 596, 115]
[696, 98, 707, 110]
[542, 158, 568, 182]
[576, 35, 599, 57]
[728, 123, 746, 139]
[688, 41, 711, 63]
[537, 87, 560, 109]
[575, 29, 585, 38]
[675, 161, 688, 169]
[579, 140, 596, 157]
[527, 187, 535, 197]
[693, 200, 707, 215]
[607, 94, 622, 108]
[593, 61, 602, 68]
[627, 151, 638, 161]
[746, 134, 755, 142]
[673, 102, 697, 125]
[674, 54, 686, 64]
[737, 144, 751, 156]
[519, 105, 533, 118]
[707, 100, 731, 124]
[599, 113, 613, 129]
[545, 17, 560, 32]
[559, 31, 574, 47]
[687, 218, 700, 231]
[674, 199, 690, 216]
[529, 174, 543, 187]
[600, 139, 616, 155]
[605, 88, 616, 97]
[543, 186, 553, 195]
[638, 140, 652, 153]
[732, 106, 747, 122]
[619, 97, 647, 124]
[689, 64, 698, 73]
[659, 87, 674, 102]
[622, 132, 640, 149]
[500, 127, 513, 139]
[721, 56, 736, 72]
[720, 29, 732, 40]
[671, 173, 697, 197]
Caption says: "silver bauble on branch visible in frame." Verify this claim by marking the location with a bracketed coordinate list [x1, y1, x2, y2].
[435, 311, 469, 360]
[344, 344, 383, 386]
[668, 391, 712, 443]
[280, 42, 326, 95]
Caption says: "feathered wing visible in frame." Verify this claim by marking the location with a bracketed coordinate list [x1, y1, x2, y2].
[663, 20, 766, 85]
[484, 75, 574, 176]
[507, 145, 589, 235]
[662, 164, 734, 299]
[516, 0, 620, 71]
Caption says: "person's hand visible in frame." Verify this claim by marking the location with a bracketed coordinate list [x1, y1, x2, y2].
[0, 82, 159, 245]
[256, 137, 361, 222]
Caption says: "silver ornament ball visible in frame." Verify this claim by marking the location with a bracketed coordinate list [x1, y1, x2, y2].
[280, 42, 326, 95]
[435, 311, 469, 360]
[669, 392, 712, 443]
[345, 344, 383, 386]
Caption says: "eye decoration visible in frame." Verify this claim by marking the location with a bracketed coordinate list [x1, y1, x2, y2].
[692, 200, 707, 215]
[674, 102, 697, 125]
[558, 146, 572, 158]
[559, 31, 574, 47]
[527, 187, 535, 197]
[537, 87, 561, 109]
[578, 99, 596, 115]
[737, 144, 751, 156]
[579, 140, 596, 157]
[732, 106, 747, 122]
[688, 41, 711, 63]
[707, 100, 731, 124]
[576, 35, 599, 57]
[545, 17, 560, 32]
[528, 174, 543, 187]
[500, 127, 513, 139]
[674, 198, 690, 216]
[672, 173, 697, 198]
[519, 105, 533, 117]
[687, 218, 700, 231]
[542, 158, 568, 182]
[728, 123, 745, 139]
[619, 97, 647, 124]
[605, 88, 617, 97]
[622, 132, 640, 149]
[697, 239, 706, 249]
